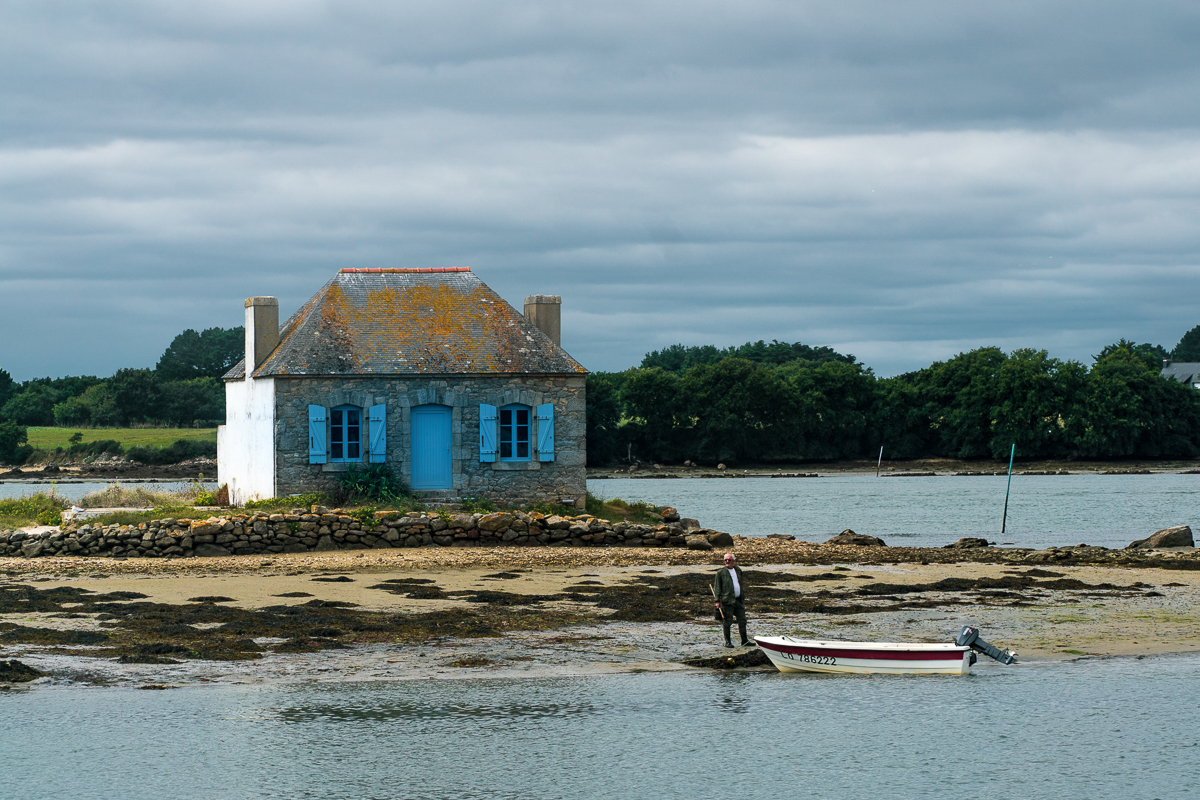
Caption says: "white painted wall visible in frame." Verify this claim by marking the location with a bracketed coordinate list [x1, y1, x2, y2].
[217, 376, 276, 505]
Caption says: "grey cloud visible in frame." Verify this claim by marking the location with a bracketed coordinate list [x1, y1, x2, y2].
[2, 2, 1200, 380]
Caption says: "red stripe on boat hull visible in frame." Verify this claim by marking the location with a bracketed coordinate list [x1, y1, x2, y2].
[758, 640, 967, 661]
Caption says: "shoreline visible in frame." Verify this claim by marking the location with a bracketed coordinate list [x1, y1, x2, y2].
[1, 455, 1199, 483]
[4, 546, 1200, 688]
[589, 457, 1200, 479]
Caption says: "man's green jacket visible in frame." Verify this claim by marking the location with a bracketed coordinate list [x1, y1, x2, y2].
[713, 565, 747, 605]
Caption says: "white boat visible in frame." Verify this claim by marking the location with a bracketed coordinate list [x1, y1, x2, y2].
[754, 627, 1017, 676]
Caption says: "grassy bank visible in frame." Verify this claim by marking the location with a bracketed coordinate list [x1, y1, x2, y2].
[26, 427, 217, 450]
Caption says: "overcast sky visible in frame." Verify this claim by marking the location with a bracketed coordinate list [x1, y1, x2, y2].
[3, 1, 1200, 381]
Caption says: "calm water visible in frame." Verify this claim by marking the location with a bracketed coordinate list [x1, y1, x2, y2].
[589, 474, 1200, 550]
[3, 656, 1197, 800]
[0, 481, 217, 503]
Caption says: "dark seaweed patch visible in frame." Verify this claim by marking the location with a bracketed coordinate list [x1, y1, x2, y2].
[0, 624, 110, 646]
[312, 576, 355, 583]
[369, 582, 447, 599]
[683, 649, 769, 669]
[448, 590, 559, 606]
[272, 592, 314, 598]
[0, 659, 45, 682]
[188, 596, 236, 604]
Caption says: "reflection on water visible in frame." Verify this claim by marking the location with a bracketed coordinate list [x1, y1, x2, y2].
[590, 473, 1200, 549]
[4, 657, 1199, 800]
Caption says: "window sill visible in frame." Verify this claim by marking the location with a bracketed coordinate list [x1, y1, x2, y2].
[321, 462, 363, 473]
[491, 461, 541, 471]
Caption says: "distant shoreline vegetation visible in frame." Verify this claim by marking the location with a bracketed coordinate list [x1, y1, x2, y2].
[6, 325, 1200, 468]
[0, 326, 240, 464]
[587, 328, 1200, 466]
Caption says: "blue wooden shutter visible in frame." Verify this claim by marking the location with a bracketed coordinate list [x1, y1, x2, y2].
[536, 403, 555, 462]
[368, 404, 387, 463]
[308, 405, 327, 464]
[479, 403, 498, 462]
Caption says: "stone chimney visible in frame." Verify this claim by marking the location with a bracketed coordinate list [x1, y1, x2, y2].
[244, 296, 279, 375]
[524, 295, 561, 346]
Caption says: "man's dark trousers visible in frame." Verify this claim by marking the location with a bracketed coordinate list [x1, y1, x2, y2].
[720, 598, 748, 645]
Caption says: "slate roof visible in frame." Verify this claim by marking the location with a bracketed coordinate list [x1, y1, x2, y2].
[224, 268, 586, 380]
[1161, 361, 1200, 386]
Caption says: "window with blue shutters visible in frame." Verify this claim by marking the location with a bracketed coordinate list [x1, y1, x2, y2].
[499, 404, 531, 461]
[479, 404, 498, 462]
[536, 403, 555, 462]
[368, 404, 387, 463]
[308, 405, 327, 464]
[330, 405, 362, 462]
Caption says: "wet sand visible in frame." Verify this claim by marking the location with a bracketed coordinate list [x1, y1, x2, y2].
[4, 543, 1199, 688]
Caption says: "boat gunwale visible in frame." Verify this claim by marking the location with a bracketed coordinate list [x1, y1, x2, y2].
[756, 636, 970, 662]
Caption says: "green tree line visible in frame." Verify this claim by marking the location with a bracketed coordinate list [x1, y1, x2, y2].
[588, 329, 1200, 466]
[0, 327, 241, 462]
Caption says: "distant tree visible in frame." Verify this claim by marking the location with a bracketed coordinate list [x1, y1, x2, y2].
[1094, 339, 1169, 371]
[640, 339, 855, 373]
[907, 347, 1007, 459]
[156, 327, 245, 380]
[1172, 325, 1200, 361]
[989, 349, 1087, 459]
[0, 420, 30, 464]
[0, 369, 14, 408]
[640, 343, 723, 372]
[158, 377, 224, 426]
[679, 359, 792, 462]
[72, 383, 123, 427]
[777, 360, 879, 460]
[0, 384, 59, 426]
[585, 372, 628, 465]
[871, 374, 935, 458]
[52, 395, 92, 427]
[105, 369, 162, 425]
[1073, 346, 1200, 458]
[620, 367, 688, 462]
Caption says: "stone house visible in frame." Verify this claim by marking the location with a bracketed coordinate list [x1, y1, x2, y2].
[217, 267, 587, 506]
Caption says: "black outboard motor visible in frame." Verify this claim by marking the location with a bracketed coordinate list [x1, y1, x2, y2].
[956, 626, 1018, 665]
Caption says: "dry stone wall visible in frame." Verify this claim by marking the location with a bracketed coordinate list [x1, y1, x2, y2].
[1, 507, 733, 559]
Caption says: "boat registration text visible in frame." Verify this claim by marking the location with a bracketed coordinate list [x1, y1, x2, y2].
[781, 652, 836, 666]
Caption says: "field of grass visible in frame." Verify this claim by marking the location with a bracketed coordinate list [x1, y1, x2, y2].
[26, 427, 218, 450]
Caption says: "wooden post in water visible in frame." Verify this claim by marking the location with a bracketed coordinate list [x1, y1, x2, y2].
[876, 446, 883, 477]
[1001, 443, 1015, 535]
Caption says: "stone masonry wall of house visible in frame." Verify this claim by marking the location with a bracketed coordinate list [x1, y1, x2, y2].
[273, 375, 586, 505]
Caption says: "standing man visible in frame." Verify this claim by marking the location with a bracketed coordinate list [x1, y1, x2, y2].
[713, 552, 752, 648]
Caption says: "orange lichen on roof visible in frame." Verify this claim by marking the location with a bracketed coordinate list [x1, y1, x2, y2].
[226, 269, 586, 379]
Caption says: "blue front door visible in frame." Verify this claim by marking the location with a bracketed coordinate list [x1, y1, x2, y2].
[411, 404, 452, 490]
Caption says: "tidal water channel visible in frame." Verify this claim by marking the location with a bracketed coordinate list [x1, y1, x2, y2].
[3, 655, 1197, 800]
[0, 480, 217, 503]
[589, 473, 1200, 550]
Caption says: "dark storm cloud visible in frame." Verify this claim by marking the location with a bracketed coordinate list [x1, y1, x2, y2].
[2, 2, 1200, 379]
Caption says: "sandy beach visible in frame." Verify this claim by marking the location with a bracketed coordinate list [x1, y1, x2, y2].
[4, 541, 1200, 688]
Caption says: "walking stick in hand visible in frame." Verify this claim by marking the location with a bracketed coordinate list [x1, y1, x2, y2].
[710, 584, 724, 619]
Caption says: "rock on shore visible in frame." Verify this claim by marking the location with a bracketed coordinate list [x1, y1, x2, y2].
[1127, 526, 1195, 549]
[825, 529, 887, 547]
[0, 660, 45, 683]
